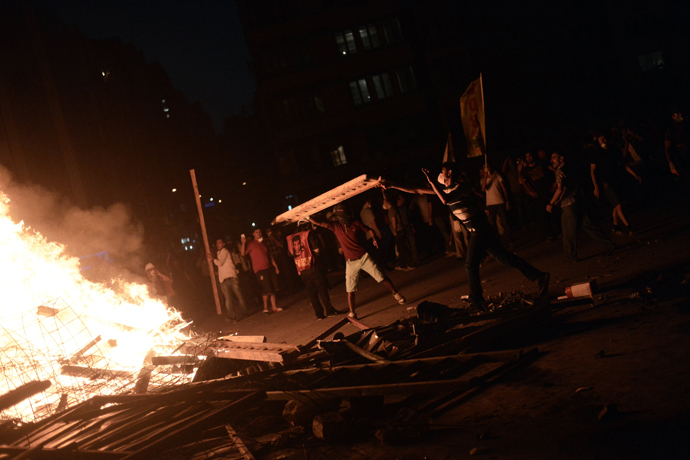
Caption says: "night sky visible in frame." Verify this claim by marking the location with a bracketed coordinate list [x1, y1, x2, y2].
[34, 0, 255, 131]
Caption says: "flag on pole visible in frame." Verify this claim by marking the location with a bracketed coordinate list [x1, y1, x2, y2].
[442, 133, 455, 163]
[460, 75, 486, 158]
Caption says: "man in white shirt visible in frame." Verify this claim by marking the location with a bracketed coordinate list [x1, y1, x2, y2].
[209, 239, 248, 321]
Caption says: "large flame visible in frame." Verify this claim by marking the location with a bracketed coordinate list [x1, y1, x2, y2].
[0, 192, 191, 422]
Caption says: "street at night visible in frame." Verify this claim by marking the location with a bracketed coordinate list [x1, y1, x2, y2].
[1, 0, 690, 459]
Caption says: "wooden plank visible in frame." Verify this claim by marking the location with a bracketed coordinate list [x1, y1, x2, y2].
[266, 376, 485, 400]
[347, 316, 373, 330]
[299, 317, 349, 351]
[273, 175, 381, 224]
[225, 425, 256, 460]
[0, 447, 125, 459]
[0, 380, 51, 411]
[119, 391, 265, 460]
[217, 335, 266, 343]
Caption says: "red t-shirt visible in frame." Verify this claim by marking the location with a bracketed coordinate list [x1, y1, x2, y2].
[245, 240, 271, 273]
[324, 220, 370, 260]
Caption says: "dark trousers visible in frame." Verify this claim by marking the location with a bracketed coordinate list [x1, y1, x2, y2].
[561, 203, 614, 262]
[302, 270, 334, 318]
[529, 196, 558, 238]
[394, 230, 414, 268]
[486, 203, 513, 244]
[466, 223, 542, 304]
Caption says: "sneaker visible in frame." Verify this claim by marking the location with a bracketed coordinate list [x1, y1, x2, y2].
[625, 224, 635, 236]
[612, 225, 623, 235]
[393, 292, 406, 305]
[347, 311, 358, 319]
[537, 272, 550, 299]
[272, 307, 283, 312]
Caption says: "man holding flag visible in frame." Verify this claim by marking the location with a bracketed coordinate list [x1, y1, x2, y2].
[384, 163, 550, 309]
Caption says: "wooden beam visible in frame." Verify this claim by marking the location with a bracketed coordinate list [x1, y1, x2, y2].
[0, 380, 51, 411]
[299, 317, 349, 351]
[272, 175, 381, 224]
[225, 425, 256, 460]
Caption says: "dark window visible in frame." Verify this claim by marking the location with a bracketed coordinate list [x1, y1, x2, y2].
[372, 73, 394, 100]
[638, 51, 664, 72]
[395, 66, 417, 93]
[349, 79, 371, 105]
[381, 17, 403, 45]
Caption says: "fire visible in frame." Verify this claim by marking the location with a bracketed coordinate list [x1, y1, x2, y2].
[0, 193, 192, 422]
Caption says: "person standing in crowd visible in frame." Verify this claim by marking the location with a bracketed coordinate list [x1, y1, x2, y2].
[287, 226, 341, 320]
[241, 229, 283, 314]
[547, 152, 615, 262]
[502, 156, 528, 227]
[590, 133, 642, 235]
[481, 161, 514, 249]
[309, 203, 406, 319]
[208, 238, 247, 322]
[145, 263, 176, 306]
[385, 162, 549, 309]
[519, 152, 559, 240]
[665, 109, 689, 191]
[265, 227, 296, 294]
[383, 191, 415, 271]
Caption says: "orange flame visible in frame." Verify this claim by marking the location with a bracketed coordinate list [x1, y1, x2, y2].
[0, 193, 192, 422]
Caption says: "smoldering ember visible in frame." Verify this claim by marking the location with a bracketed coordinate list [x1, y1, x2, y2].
[2, 1, 690, 459]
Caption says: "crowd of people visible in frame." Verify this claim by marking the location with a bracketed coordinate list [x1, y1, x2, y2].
[144, 109, 688, 321]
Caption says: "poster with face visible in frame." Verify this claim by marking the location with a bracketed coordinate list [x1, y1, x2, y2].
[287, 231, 313, 275]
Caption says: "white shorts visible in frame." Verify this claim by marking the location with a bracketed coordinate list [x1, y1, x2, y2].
[345, 253, 384, 292]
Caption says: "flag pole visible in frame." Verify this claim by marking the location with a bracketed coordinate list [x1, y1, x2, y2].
[190, 169, 222, 315]
[479, 73, 487, 166]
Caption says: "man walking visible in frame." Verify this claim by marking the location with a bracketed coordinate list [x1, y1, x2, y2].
[209, 239, 248, 322]
[309, 204, 405, 319]
[386, 162, 549, 309]
[241, 229, 283, 314]
[547, 152, 615, 263]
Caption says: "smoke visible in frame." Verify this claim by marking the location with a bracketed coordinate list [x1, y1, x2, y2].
[0, 166, 147, 285]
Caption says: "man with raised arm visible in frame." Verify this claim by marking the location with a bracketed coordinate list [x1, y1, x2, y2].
[386, 162, 549, 309]
[309, 203, 405, 319]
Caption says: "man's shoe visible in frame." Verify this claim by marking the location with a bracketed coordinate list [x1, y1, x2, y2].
[612, 225, 623, 235]
[393, 292, 406, 305]
[347, 311, 358, 319]
[537, 272, 550, 299]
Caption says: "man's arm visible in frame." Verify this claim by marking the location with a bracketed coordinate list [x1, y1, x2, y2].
[498, 178, 511, 210]
[216, 248, 230, 267]
[308, 216, 329, 229]
[546, 181, 564, 213]
[665, 140, 680, 176]
[420, 168, 449, 204]
[590, 163, 600, 198]
[385, 183, 436, 195]
[624, 164, 642, 183]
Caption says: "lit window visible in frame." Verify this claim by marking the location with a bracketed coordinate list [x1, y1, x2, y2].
[330, 146, 347, 166]
[372, 73, 394, 99]
[382, 17, 403, 45]
[396, 66, 417, 93]
[335, 29, 357, 55]
[359, 23, 380, 51]
[350, 79, 371, 105]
